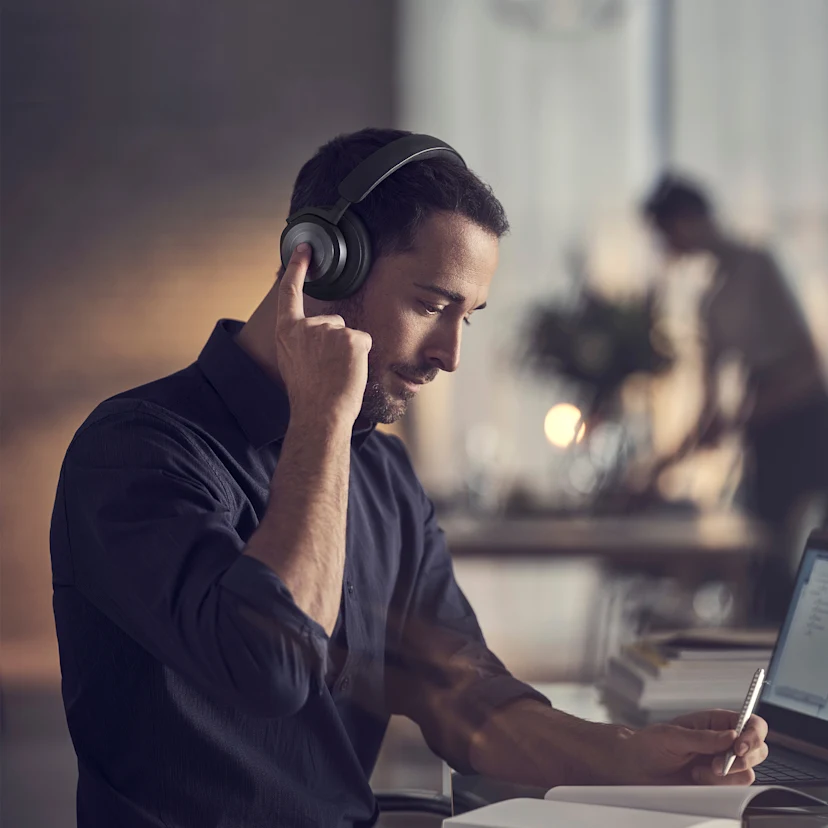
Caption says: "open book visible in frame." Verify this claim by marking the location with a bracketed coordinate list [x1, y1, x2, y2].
[444, 786, 826, 828]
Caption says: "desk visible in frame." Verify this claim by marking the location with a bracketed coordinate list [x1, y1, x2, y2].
[448, 683, 828, 826]
[443, 514, 769, 565]
[444, 513, 770, 625]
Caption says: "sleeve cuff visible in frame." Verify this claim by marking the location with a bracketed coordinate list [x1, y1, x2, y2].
[219, 555, 331, 691]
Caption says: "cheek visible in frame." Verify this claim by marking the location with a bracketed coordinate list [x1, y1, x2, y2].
[374, 305, 429, 351]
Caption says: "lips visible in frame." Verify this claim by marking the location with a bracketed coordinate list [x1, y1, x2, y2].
[394, 372, 429, 392]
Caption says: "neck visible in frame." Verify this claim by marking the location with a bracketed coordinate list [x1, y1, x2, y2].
[233, 287, 285, 387]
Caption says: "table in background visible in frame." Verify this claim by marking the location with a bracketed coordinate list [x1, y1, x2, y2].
[443, 513, 771, 626]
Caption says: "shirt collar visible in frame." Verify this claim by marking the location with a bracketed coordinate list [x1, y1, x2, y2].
[196, 319, 375, 451]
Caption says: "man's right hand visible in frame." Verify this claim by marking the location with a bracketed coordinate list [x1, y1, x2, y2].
[275, 243, 372, 428]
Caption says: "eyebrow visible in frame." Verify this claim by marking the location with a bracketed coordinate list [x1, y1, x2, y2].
[413, 282, 487, 311]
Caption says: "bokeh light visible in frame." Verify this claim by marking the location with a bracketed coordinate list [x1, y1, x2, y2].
[544, 403, 586, 448]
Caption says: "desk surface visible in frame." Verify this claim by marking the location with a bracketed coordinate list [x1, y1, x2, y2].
[449, 683, 828, 825]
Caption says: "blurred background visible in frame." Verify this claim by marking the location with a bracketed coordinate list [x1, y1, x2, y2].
[2, 0, 827, 825]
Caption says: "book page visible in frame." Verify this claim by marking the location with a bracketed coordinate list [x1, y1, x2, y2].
[446, 797, 738, 828]
[544, 785, 825, 819]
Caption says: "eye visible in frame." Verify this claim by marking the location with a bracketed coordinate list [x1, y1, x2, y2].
[419, 301, 444, 316]
[463, 317, 473, 327]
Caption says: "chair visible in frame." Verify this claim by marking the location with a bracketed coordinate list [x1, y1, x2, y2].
[374, 787, 490, 826]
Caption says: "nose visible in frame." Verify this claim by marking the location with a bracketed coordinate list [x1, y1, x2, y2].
[424, 319, 463, 373]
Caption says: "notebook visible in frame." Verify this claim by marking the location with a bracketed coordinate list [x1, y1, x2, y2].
[443, 786, 825, 828]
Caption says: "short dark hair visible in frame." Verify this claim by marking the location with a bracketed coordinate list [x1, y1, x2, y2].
[642, 173, 712, 226]
[288, 127, 509, 257]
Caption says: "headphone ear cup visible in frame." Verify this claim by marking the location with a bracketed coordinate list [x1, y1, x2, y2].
[280, 214, 347, 296]
[329, 210, 372, 300]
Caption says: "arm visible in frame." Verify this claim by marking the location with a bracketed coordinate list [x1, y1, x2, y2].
[468, 698, 770, 788]
[645, 354, 723, 486]
[384, 439, 550, 772]
[245, 414, 351, 635]
[61, 246, 371, 717]
[63, 407, 331, 718]
[242, 242, 371, 635]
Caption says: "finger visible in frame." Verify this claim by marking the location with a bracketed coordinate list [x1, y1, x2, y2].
[694, 763, 756, 786]
[711, 741, 769, 777]
[303, 315, 346, 329]
[350, 328, 372, 353]
[733, 715, 769, 758]
[711, 753, 749, 776]
[743, 741, 769, 769]
[278, 243, 311, 323]
[672, 726, 738, 756]
[670, 708, 737, 731]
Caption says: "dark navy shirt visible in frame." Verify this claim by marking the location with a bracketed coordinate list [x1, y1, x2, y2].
[50, 318, 547, 828]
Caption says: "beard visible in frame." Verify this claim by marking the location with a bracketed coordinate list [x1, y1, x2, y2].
[330, 295, 437, 425]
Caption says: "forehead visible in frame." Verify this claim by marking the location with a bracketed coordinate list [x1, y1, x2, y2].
[398, 211, 499, 297]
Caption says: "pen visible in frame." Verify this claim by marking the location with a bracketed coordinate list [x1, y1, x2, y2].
[722, 667, 765, 776]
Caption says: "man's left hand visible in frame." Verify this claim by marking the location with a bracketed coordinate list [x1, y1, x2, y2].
[617, 709, 769, 785]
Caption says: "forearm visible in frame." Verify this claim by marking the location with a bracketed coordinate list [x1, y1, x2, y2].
[468, 699, 631, 787]
[244, 416, 351, 635]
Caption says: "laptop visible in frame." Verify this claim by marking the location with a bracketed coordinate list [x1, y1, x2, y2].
[753, 529, 828, 791]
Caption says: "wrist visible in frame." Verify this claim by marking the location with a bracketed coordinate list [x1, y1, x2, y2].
[469, 699, 636, 788]
[287, 410, 355, 442]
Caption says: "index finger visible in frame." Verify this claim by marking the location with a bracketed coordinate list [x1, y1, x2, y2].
[278, 243, 312, 322]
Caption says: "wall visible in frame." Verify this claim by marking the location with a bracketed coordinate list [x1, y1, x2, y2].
[1, 0, 396, 670]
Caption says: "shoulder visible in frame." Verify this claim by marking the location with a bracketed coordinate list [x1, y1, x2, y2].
[721, 240, 781, 276]
[65, 398, 231, 502]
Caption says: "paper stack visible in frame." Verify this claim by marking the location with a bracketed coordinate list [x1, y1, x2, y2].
[598, 628, 776, 726]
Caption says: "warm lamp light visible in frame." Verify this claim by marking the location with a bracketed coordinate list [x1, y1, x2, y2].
[544, 403, 586, 448]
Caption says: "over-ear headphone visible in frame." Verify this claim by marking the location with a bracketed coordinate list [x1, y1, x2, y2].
[279, 133, 466, 301]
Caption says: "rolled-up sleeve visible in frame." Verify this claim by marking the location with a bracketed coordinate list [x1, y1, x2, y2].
[384, 440, 550, 773]
[61, 407, 328, 717]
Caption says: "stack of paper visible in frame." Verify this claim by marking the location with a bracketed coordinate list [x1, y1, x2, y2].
[598, 628, 775, 726]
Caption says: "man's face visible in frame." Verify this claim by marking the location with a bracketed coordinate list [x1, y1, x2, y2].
[332, 211, 499, 424]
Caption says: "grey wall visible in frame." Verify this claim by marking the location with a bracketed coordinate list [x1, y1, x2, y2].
[1, 4, 396, 823]
[2, 0, 396, 647]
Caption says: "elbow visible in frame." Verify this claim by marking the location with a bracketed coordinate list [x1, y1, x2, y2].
[211, 606, 326, 718]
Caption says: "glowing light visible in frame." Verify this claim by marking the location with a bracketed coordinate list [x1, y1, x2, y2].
[544, 404, 586, 448]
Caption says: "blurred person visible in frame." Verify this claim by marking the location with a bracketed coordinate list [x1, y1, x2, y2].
[643, 173, 828, 622]
[51, 131, 768, 828]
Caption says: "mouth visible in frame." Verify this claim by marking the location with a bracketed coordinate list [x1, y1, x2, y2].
[394, 372, 428, 394]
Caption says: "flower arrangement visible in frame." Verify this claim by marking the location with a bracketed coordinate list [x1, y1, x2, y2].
[522, 288, 674, 412]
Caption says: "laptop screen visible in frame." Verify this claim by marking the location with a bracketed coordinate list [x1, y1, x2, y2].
[763, 544, 828, 721]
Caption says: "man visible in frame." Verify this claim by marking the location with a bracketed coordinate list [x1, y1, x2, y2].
[643, 174, 828, 621]
[51, 130, 768, 828]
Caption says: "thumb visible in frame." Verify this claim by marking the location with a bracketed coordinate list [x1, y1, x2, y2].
[671, 726, 737, 756]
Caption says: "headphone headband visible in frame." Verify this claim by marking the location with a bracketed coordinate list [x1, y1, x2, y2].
[281, 132, 466, 300]
[336, 134, 466, 207]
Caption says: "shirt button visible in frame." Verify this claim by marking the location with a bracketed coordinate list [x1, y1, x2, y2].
[346, 581, 355, 597]
[339, 676, 350, 691]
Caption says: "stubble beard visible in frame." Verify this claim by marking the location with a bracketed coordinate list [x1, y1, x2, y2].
[331, 296, 412, 425]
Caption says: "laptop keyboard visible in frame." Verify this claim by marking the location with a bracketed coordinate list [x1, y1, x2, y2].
[755, 755, 825, 783]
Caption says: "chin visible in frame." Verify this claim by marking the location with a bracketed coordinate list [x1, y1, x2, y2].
[361, 386, 411, 425]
